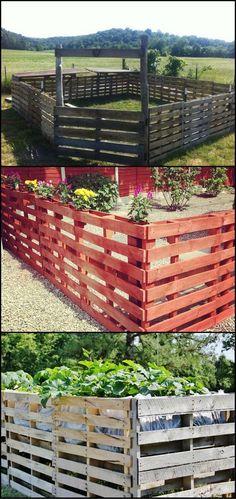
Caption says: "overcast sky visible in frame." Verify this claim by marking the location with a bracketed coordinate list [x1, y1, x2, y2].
[2, 1, 235, 41]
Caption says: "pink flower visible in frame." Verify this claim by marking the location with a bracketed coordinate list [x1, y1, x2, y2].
[134, 185, 142, 197]
[147, 191, 153, 200]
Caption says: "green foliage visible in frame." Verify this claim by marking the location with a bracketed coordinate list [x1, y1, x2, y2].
[55, 180, 73, 204]
[68, 173, 119, 212]
[163, 56, 186, 77]
[215, 356, 235, 392]
[222, 333, 235, 350]
[1, 333, 233, 395]
[155, 167, 200, 210]
[1, 27, 234, 58]
[128, 190, 153, 223]
[35, 180, 55, 199]
[202, 167, 228, 196]
[2, 360, 209, 406]
[147, 49, 161, 73]
[187, 64, 214, 80]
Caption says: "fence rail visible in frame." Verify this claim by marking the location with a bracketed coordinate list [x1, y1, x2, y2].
[1, 187, 235, 332]
[1, 391, 235, 497]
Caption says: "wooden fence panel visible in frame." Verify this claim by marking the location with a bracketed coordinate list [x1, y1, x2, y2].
[149, 92, 235, 162]
[145, 211, 235, 332]
[137, 393, 235, 497]
[54, 106, 145, 164]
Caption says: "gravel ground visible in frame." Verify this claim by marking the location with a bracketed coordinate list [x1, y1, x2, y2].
[2, 189, 234, 333]
[2, 250, 105, 333]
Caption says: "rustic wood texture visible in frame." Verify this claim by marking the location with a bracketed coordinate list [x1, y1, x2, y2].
[1, 188, 235, 333]
[137, 393, 235, 497]
[1, 392, 235, 497]
[11, 72, 234, 164]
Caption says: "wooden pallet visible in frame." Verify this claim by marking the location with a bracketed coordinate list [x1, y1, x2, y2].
[1, 391, 235, 497]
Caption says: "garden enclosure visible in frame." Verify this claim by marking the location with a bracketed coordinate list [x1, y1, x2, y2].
[11, 38, 235, 164]
[1, 391, 235, 497]
[2, 186, 235, 333]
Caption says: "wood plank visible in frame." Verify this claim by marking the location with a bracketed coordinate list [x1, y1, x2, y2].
[138, 422, 235, 445]
[55, 48, 141, 58]
[55, 106, 142, 120]
[138, 393, 235, 416]
[161, 481, 235, 497]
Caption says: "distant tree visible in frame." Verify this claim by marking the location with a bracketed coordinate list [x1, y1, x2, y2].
[222, 333, 235, 351]
[215, 356, 235, 392]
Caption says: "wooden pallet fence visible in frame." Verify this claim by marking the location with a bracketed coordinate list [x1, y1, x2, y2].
[12, 80, 55, 142]
[1, 391, 235, 497]
[2, 391, 133, 498]
[54, 106, 145, 164]
[1, 187, 235, 332]
[1, 187, 148, 332]
[149, 92, 235, 162]
[144, 211, 235, 332]
[136, 393, 235, 498]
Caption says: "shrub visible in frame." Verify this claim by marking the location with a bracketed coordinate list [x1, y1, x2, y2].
[67, 173, 119, 212]
[147, 49, 161, 74]
[163, 56, 186, 77]
[202, 167, 228, 197]
[128, 186, 153, 223]
[154, 167, 200, 211]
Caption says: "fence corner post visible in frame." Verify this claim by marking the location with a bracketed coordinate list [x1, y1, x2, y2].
[140, 34, 149, 164]
[55, 44, 64, 107]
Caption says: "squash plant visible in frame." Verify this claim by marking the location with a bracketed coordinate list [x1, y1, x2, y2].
[2, 360, 208, 407]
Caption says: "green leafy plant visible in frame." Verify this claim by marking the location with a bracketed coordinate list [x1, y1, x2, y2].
[128, 186, 153, 223]
[155, 167, 200, 210]
[148, 49, 161, 73]
[202, 167, 228, 197]
[4, 171, 21, 189]
[163, 56, 186, 77]
[55, 179, 73, 204]
[68, 173, 119, 212]
[1, 360, 209, 407]
[35, 180, 55, 199]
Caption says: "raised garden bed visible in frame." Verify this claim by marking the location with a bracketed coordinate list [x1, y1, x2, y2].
[1, 186, 235, 332]
[1, 390, 235, 497]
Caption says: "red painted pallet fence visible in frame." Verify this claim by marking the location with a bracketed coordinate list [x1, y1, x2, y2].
[1, 186, 235, 332]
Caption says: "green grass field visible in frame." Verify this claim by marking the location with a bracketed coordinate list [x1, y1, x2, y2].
[1, 49, 235, 83]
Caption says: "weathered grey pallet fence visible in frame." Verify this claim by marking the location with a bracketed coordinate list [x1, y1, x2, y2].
[149, 92, 235, 162]
[12, 80, 55, 142]
[54, 106, 145, 164]
[1, 391, 235, 497]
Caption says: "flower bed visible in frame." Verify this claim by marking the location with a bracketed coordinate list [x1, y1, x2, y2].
[1, 390, 235, 497]
[1, 185, 235, 332]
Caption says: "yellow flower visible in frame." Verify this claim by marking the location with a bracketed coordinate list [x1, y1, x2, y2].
[74, 188, 96, 198]
[25, 179, 38, 186]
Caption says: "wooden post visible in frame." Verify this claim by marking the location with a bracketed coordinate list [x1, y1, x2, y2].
[60, 167, 66, 181]
[56, 44, 64, 106]
[140, 34, 149, 164]
[122, 58, 126, 69]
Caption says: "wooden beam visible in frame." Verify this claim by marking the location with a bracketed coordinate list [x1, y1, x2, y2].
[55, 48, 141, 58]
[140, 35, 149, 164]
[56, 45, 64, 106]
[60, 167, 66, 181]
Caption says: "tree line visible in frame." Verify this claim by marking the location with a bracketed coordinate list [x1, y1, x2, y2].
[1, 27, 234, 57]
[1, 333, 234, 393]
